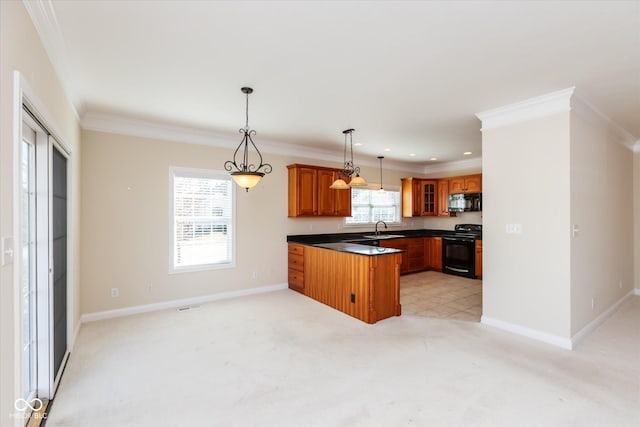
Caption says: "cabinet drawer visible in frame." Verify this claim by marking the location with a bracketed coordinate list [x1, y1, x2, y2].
[289, 244, 305, 256]
[288, 253, 304, 271]
[288, 268, 304, 290]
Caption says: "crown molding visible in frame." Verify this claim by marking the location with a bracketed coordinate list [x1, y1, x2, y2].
[570, 92, 638, 150]
[81, 112, 427, 174]
[476, 87, 575, 131]
[22, 0, 80, 120]
[422, 157, 482, 175]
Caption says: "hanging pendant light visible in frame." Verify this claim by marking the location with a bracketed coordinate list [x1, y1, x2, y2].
[377, 156, 385, 192]
[330, 128, 367, 189]
[224, 87, 272, 192]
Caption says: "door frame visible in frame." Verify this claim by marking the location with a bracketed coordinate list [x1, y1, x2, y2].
[13, 71, 75, 406]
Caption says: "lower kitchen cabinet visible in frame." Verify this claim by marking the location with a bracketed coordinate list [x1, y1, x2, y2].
[426, 237, 442, 271]
[408, 237, 425, 272]
[380, 239, 409, 274]
[475, 240, 482, 279]
[382, 236, 441, 274]
[301, 245, 402, 324]
[288, 243, 305, 293]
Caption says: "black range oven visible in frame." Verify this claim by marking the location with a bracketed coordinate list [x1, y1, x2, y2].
[442, 224, 481, 279]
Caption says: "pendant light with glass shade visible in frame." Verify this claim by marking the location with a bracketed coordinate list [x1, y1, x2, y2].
[377, 156, 385, 192]
[330, 128, 367, 189]
[224, 87, 272, 191]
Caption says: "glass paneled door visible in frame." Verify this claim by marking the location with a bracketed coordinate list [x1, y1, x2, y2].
[20, 107, 71, 411]
[21, 119, 38, 405]
[51, 142, 68, 386]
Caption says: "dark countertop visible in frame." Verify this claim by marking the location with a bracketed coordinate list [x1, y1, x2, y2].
[287, 228, 481, 257]
[287, 228, 481, 245]
[311, 242, 403, 256]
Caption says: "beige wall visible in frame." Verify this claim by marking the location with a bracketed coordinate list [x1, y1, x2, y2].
[0, 1, 81, 424]
[80, 129, 434, 314]
[482, 113, 572, 338]
[635, 150, 640, 292]
[569, 110, 634, 334]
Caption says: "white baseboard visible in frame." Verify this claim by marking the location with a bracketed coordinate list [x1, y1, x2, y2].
[570, 289, 636, 348]
[481, 289, 638, 350]
[70, 320, 81, 351]
[81, 283, 288, 323]
[480, 316, 573, 350]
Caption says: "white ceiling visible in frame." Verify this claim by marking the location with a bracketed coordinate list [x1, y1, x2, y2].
[26, 0, 640, 170]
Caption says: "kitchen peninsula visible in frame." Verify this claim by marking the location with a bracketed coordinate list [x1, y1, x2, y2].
[287, 227, 483, 324]
[287, 240, 403, 324]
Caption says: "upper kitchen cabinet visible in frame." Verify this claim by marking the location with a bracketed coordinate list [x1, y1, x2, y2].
[449, 174, 482, 194]
[288, 164, 351, 217]
[437, 179, 456, 217]
[401, 178, 437, 217]
[401, 177, 422, 217]
[420, 180, 437, 216]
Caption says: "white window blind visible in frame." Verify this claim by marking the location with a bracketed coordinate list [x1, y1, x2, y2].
[346, 187, 401, 225]
[170, 168, 235, 272]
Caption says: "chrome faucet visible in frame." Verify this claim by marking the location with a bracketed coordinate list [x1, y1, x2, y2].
[375, 221, 388, 237]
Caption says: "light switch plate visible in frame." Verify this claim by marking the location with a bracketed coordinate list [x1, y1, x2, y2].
[1, 236, 14, 266]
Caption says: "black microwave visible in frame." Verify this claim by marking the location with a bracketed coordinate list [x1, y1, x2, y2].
[448, 193, 482, 212]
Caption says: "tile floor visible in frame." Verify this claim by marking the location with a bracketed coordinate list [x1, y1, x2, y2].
[400, 270, 483, 322]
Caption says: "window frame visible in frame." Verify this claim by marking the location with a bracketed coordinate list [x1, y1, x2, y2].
[344, 184, 402, 228]
[169, 166, 236, 274]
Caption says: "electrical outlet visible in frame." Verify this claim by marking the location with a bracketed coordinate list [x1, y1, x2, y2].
[350, 293, 356, 303]
[147, 282, 153, 292]
[505, 224, 522, 234]
[252, 271, 258, 279]
[111, 288, 119, 298]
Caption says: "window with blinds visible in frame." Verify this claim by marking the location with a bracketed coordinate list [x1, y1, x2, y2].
[345, 187, 401, 225]
[170, 167, 235, 272]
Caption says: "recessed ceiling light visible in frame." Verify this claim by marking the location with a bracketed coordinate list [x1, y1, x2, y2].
[384, 148, 391, 152]
[429, 157, 437, 161]
[463, 151, 472, 155]
[409, 153, 416, 157]
[354, 142, 363, 146]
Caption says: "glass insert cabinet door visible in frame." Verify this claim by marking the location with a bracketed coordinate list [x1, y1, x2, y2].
[421, 181, 436, 216]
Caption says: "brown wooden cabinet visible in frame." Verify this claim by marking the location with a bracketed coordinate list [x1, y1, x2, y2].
[380, 238, 409, 274]
[475, 239, 482, 279]
[425, 237, 442, 271]
[407, 237, 426, 272]
[402, 178, 437, 217]
[449, 174, 482, 194]
[302, 245, 402, 324]
[401, 177, 422, 217]
[288, 243, 305, 293]
[381, 236, 443, 275]
[288, 164, 351, 217]
[420, 180, 437, 216]
[437, 179, 456, 217]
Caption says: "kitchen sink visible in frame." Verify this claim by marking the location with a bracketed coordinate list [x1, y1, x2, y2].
[361, 234, 405, 239]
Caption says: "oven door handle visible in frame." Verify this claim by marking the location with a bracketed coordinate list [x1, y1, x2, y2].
[445, 266, 471, 273]
[443, 237, 475, 243]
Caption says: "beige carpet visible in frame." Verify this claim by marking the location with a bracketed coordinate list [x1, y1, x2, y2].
[47, 290, 639, 427]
